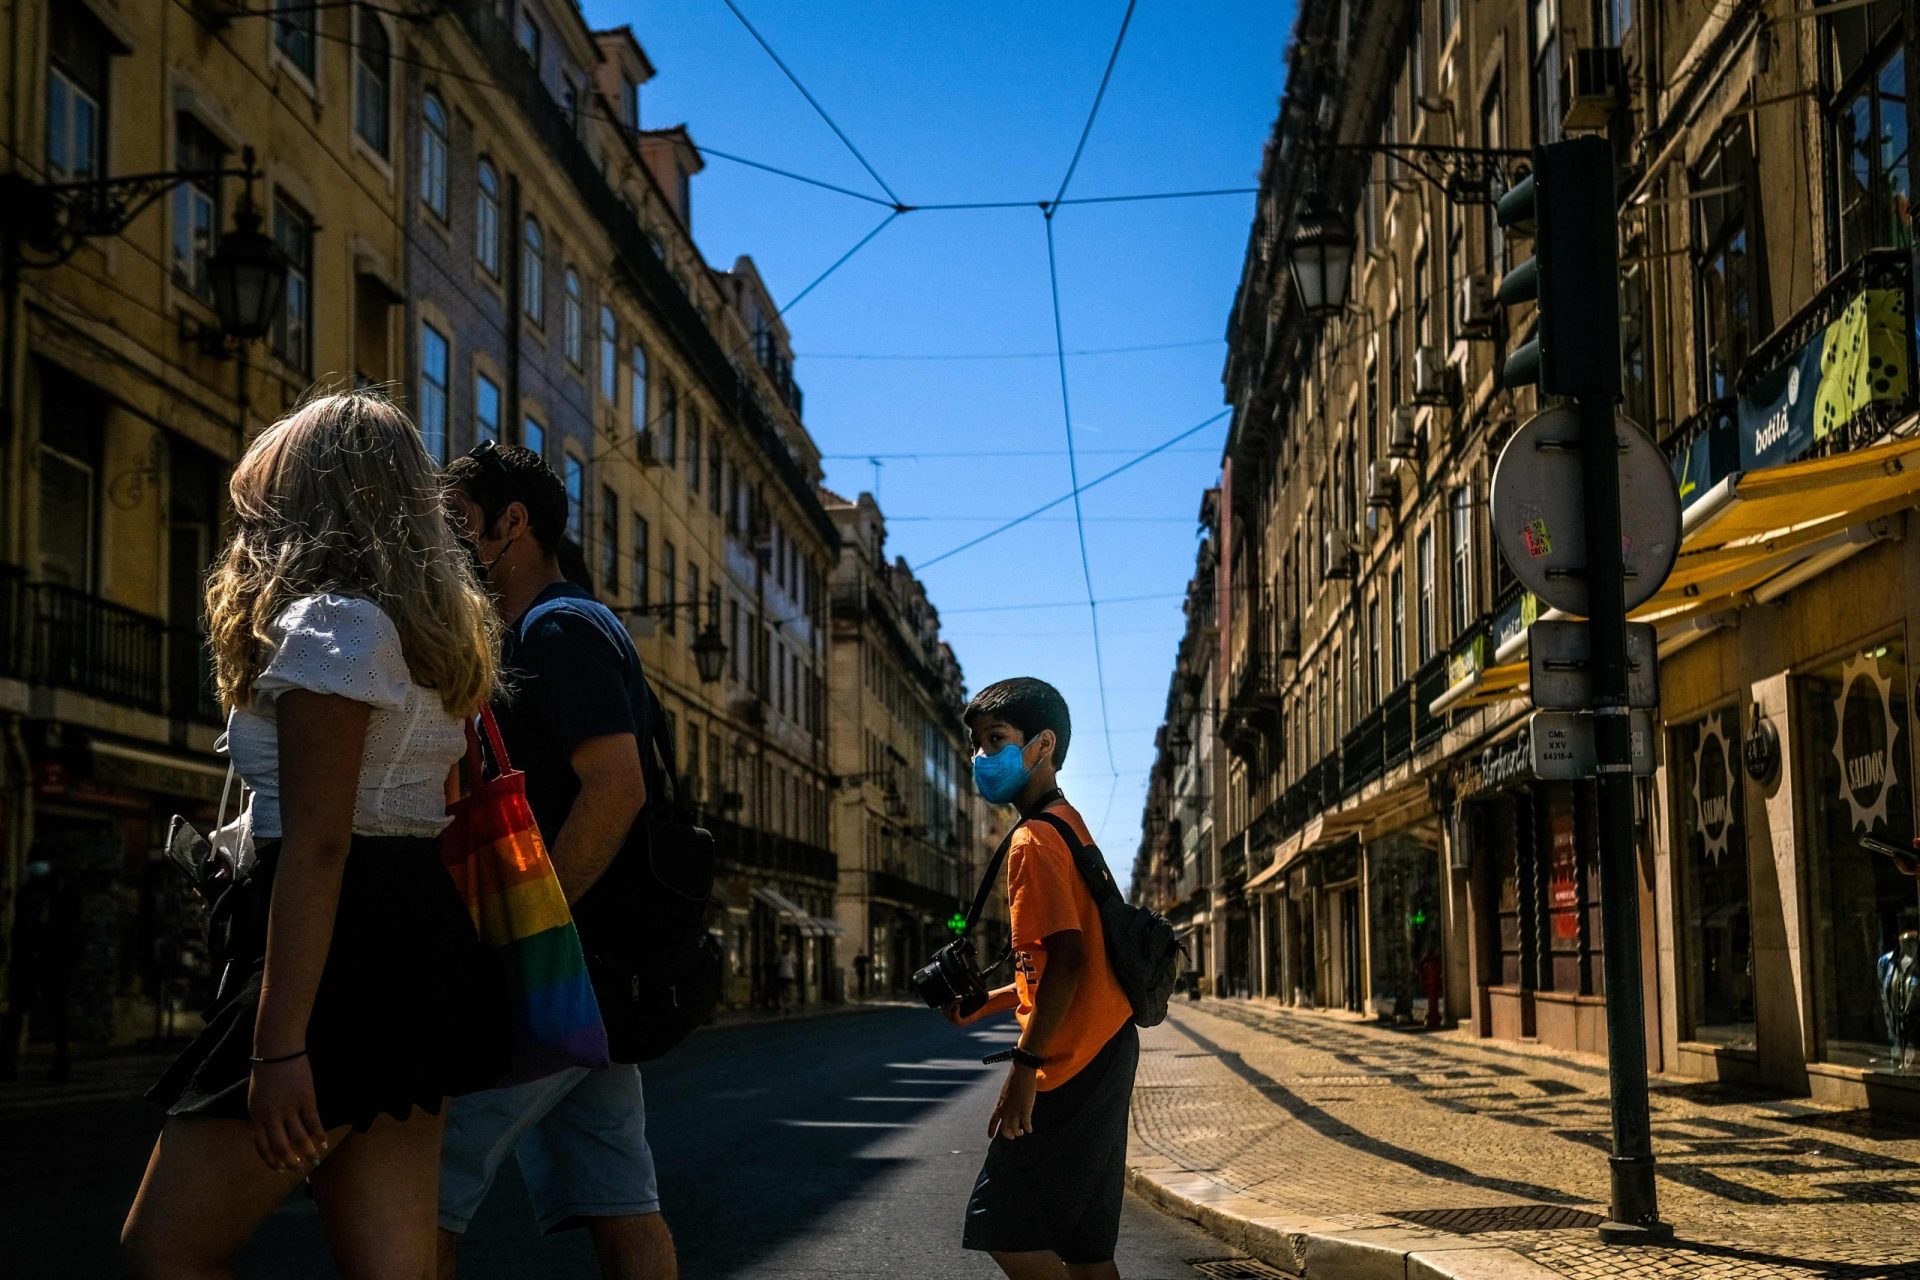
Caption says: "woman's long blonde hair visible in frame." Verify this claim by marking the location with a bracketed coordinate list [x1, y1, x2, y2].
[207, 390, 498, 716]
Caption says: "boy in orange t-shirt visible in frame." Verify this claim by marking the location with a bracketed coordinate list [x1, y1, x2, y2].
[948, 678, 1138, 1279]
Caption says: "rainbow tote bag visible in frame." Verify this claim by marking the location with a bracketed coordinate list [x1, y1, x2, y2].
[442, 706, 610, 1082]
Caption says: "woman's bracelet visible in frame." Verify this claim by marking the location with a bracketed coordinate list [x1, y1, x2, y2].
[248, 1048, 308, 1066]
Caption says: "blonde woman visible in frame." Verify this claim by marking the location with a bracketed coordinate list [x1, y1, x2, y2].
[122, 392, 511, 1278]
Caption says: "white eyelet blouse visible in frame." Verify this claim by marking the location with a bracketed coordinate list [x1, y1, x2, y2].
[226, 593, 467, 840]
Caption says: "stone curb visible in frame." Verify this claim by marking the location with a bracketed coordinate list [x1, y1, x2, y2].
[1125, 1150, 1564, 1280]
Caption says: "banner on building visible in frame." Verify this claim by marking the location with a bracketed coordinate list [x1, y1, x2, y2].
[1737, 287, 1909, 472]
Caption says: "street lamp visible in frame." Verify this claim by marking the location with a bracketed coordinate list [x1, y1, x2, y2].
[206, 185, 287, 343]
[1167, 722, 1194, 756]
[692, 622, 728, 685]
[1284, 189, 1355, 318]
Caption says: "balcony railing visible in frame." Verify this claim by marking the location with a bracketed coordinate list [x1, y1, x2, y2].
[1664, 397, 1739, 510]
[1382, 680, 1414, 767]
[1341, 704, 1385, 798]
[0, 566, 25, 681]
[706, 816, 838, 882]
[26, 582, 167, 713]
[1413, 651, 1450, 749]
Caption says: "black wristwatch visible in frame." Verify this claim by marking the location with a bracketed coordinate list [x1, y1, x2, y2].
[983, 1046, 1045, 1069]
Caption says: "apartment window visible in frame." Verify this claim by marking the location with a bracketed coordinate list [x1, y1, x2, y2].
[1440, 0, 1458, 36]
[475, 160, 501, 276]
[474, 372, 501, 445]
[419, 93, 449, 218]
[523, 415, 545, 457]
[1390, 566, 1406, 682]
[516, 7, 542, 71]
[663, 542, 678, 635]
[620, 349, 647, 445]
[600, 486, 619, 594]
[561, 455, 585, 544]
[274, 0, 316, 79]
[418, 322, 450, 462]
[1481, 80, 1505, 272]
[172, 115, 224, 298]
[659, 378, 679, 464]
[1602, 0, 1632, 42]
[1413, 246, 1432, 349]
[38, 446, 95, 590]
[598, 306, 618, 402]
[728, 599, 741, 679]
[1532, 0, 1561, 143]
[1621, 260, 1652, 427]
[354, 11, 391, 156]
[709, 443, 724, 515]
[1409, 12, 1424, 109]
[1368, 596, 1382, 704]
[1696, 122, 1758, 400]
[47, 7, 108, 183]
[1387, 306, 1403, 410]
[688, 565, 701, 644]
[522, 218, 545, 324]
[271, 193, 312, 373]
[1449, 485, 1474, 635]
[1365, 356, 1379, 461]
[562, 269, 584, 367]
[677, 164, 693, 227]
[631, 514, 650, 606]
[687, 409, 702, 491]
[1828, 13, 1912, 266]
[1418, 526, 1437, 659]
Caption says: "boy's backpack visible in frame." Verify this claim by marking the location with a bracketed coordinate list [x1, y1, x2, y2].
[517, 597, 724, 1062]
[1028, 811, 1185, 1028]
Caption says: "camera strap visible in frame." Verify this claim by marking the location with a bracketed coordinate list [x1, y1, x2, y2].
[959, 787, 1064, 934]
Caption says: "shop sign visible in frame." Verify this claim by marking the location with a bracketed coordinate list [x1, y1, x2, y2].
[1457, 730, 1534, 799]
[1671, 403, 1738, 510]
[1692, 711, 1738, 866]
[1528, 709, 1657, 780]
[1736, 286, 1910, 473]
[1493, 591, 1540, 656]
[1832, 648, 1902, 833]
[1448, 631, 1487, 688]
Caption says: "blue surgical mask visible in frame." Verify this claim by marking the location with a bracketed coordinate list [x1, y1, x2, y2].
[973, 740, 1036, 805]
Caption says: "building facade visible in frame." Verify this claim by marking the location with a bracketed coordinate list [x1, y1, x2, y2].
[826, 490, 1003, 999]
[1158, 0, 1920, 1115]
[0, 0, 848, 1056]
[0, 0, 410, 1046]
[403, 1, 842, 1011]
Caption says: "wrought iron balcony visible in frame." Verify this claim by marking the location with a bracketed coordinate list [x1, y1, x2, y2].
[24, 582, 166, 713]
[1412, 651, 1450, 750]
[706, 816, 838, 882]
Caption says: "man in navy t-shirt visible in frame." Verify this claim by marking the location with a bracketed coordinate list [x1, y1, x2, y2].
[437, 443, 677, 1280]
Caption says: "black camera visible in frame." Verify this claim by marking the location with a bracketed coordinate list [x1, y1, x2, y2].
[911, 937, 989, 1017]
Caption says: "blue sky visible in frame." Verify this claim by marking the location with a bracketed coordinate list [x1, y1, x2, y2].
[587, 0, 1295, 872]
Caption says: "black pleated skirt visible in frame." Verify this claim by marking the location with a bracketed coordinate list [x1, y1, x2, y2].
[147, 835, 512, 1133]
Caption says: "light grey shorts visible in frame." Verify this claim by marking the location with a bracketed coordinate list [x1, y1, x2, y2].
[439, 1063, 661, 1235]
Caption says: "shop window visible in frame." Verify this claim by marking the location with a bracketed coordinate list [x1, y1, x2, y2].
[1672, 706, 1755, 1047]
[1796, 637, 1919, 1067]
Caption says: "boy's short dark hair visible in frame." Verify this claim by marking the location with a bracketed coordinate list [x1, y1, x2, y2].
[446, 443, 568, 553]
[964, 677, 1071, 768]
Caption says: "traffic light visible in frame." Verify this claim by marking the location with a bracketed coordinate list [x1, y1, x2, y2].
[1496, 135, 1621, 398]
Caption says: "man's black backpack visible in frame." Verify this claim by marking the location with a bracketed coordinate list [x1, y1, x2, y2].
[1025, 810, 1185, 1028]
[520, 599, 724, 1062]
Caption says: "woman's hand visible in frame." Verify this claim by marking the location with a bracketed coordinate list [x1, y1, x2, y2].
[248, 1055, 329, 1175]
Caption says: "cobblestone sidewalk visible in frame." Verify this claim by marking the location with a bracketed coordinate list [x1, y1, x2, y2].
[1131, 1000, 1920, 1280]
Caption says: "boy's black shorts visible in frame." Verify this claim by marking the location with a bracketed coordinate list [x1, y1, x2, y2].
[962, 1021, 1140, 1265]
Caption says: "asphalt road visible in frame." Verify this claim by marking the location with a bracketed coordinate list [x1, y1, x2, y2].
[2, 1006, 1247, 1278]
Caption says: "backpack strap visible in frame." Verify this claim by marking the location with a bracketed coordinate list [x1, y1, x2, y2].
[1027, 810, 1121, 907]
[517, 596, 686, 818]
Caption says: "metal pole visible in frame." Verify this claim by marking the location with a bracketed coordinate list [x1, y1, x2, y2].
[1576, 388, 1670, 1243]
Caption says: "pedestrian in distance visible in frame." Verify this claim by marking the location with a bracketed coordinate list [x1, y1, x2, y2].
[777, 941, 798, 1013]
[947, 678, 1139, 1280]
[853, 950, 871, 1000]
[437, 442, 678, 1280]
[122, 391, 513, 1279]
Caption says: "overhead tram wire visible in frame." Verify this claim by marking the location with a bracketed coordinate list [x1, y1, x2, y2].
[807, 338, 1220, 361]
[720, 0, 905, 208]
[1036, 0, 1143, 779]
[912, 408, 1230, 572]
